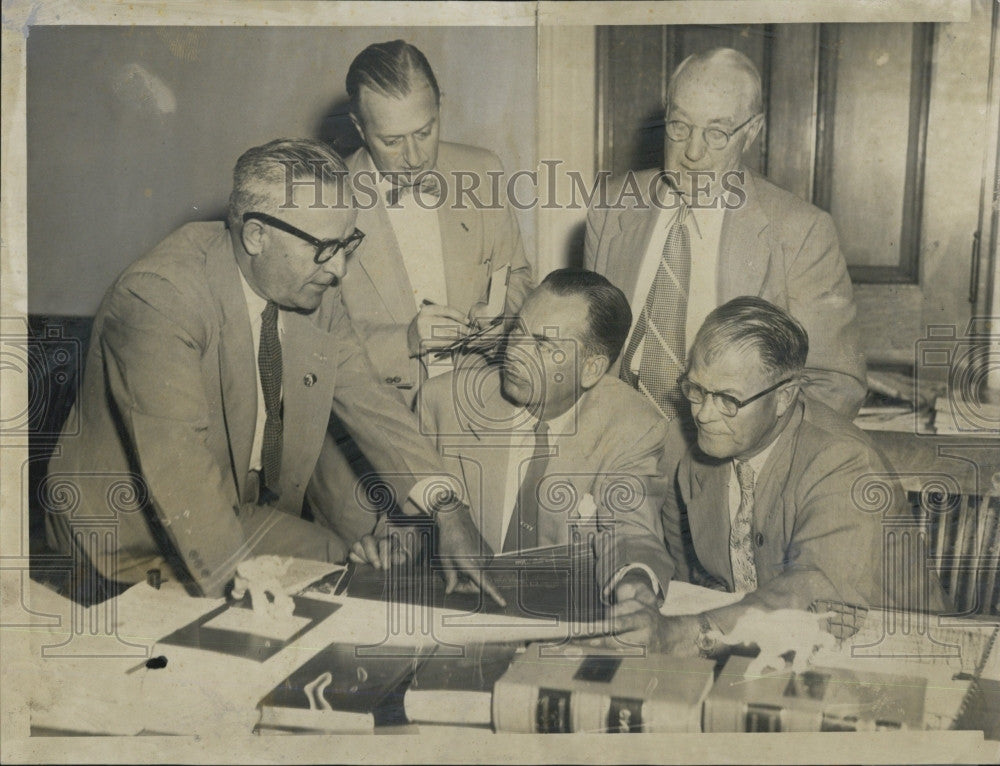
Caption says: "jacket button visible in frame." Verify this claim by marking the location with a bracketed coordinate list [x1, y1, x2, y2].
[755, 532, 764, 547]
[303, 373, 317, 387]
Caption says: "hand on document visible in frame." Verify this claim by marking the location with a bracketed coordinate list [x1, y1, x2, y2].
[348, 516, 419, 570]
[705, 607, 838, 675]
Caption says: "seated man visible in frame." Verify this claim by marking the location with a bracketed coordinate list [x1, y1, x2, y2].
[612, 296, 949, 654]
[353, 268, 672, 603]
[44, 138, 501, 603]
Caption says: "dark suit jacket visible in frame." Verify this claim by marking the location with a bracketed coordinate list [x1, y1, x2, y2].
[341, 141, 533, 394]
[45, 223, 447, 597]
[417, 357, 673, 594]
[585, 168, 867, 418]
[661, 398, 951, 632]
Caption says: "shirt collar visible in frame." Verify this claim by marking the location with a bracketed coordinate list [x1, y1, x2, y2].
[237, 264, 268, 324]
[734, 437, 778, 480]
[521, 401, 577, 437]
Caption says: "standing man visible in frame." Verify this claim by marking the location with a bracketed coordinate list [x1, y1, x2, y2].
[585, 47, 865, 423]
[353, 270, 672, 605]
[308, 39, 533, 543]
[45, 138, 502, 603]
[611, 297, 948, 656]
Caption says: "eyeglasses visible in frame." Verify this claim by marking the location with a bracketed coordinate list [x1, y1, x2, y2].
[665, 113, 760, 151]
[242, 212, 365, 264]
[678, 374, 792, 417]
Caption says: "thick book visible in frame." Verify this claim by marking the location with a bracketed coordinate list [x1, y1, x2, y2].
[403, 641, 525, 726]
[492, 646, 715, 733]
[704, 655, 927, 733]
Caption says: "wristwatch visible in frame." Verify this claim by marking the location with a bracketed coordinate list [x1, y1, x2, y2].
[694, 613, 719, 659]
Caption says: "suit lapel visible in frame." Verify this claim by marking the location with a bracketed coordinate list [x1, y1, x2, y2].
[348, 150, 416, 323]
[437, 146, 490, 311]
[275, 311, 340, 508]
[607, 174, 661, 302]
[206, 233, 258, 503]
[685, 458, 734, 590]
[718, 169, 772, 301]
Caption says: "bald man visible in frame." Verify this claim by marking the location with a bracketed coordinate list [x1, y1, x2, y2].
[585, 47, 866, 424]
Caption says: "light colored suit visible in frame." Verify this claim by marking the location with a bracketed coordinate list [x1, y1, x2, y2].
[307, 142, 533, 544]
[44, 223, 447, 598]
[341, 141, 533, 392]
[585, 168, 867, 418]
[417, 357, 673, 593]
[661, 398, 951, 633]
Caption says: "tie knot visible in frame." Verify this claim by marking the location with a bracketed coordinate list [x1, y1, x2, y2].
[735, 460, 755, 492]
[261, 300, 279, 327]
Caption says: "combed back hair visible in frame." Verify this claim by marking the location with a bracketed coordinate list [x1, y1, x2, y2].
[666, 47, 763, 116]
[227, 138, 348, 229]
[346, 39, 440, 117]
[691, 296, 809, 379]
[538, 268, 632, 366]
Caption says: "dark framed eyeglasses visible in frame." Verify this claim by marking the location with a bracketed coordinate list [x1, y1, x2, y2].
[665, 113, 760, 151]
[243, 212, 365, 264]
[678, 374, 793, 417]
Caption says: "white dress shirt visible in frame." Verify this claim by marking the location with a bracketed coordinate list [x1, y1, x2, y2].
[624, 191, 725, 375]
[373, 161, 447, 309]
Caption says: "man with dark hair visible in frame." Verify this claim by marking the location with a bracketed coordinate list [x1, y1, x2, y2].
[585, 47, 866, 423]
[610, 297, 948, 655]
[352, 269, 673, 604]
[309, 38, 533, 544]
[44, 138, 503, 603]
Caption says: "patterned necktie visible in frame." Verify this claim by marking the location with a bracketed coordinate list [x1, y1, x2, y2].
[258, 300, 283, 493]
[618, 205, 691, 419]
[730, 460, 758, 593]
[503, 421, 550, 553]
[385, 174, 442, 207]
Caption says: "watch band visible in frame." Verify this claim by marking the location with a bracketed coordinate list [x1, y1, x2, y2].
[695, 613, 719, 659]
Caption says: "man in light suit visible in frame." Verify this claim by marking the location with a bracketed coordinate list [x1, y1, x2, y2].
[44, 139, 503, 603]
[309, 39, 533, 544]
[585, 47, 865, 423]
[610, 297, 948, 656]
[352, 269, 672, 604]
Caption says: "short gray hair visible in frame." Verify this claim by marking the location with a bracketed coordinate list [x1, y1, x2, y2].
[227, 138, 348, 229]
[666, 47, 763, 115]
[691, 296, 808, 380]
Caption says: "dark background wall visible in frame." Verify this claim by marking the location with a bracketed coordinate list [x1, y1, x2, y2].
[26, 25, 537, 316]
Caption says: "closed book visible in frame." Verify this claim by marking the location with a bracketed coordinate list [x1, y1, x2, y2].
[704, 655, 927, 733]
[492, 646, 715, 733]
[403, 641, 524, 726]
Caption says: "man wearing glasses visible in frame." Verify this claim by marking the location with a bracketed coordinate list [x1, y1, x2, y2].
[585, 47, 866, 424]
[45, 138, 504, 605]
[608, 297, 948, 655]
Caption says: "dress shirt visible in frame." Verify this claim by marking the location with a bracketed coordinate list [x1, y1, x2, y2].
[372, 161, 448, 309]
[238, 268, 284, 474]
[624, 191, 725, 375]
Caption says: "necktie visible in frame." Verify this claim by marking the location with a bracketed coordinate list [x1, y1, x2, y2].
[503, 421, 550, 553]
[385, 174, 442, 207]
[258, 300, 283, 494]
[730, 460, 758, 593]
[618, 205, 691, 418]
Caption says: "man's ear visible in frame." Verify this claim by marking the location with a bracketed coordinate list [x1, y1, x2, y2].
[580, 354, 610, 390]
[773, 378, 799, 418]
[241, 219, 266, 256]
[742, 114, 765, 151]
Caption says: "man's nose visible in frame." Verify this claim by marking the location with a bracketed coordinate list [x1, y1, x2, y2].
[322, 250, 347, 280]
[694, 395, 722, 424]
[402, 136, 425, 169]
[683, 127, 709, 163]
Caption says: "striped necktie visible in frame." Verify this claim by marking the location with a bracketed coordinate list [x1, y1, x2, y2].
[258, 300, 283, 494]
[730, 460, 758, 593]
[503, 421, 550, 553]
[618, 204, 691, 418]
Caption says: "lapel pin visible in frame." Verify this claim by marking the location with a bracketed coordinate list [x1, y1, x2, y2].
[460, 222, 469, 232]
[303, 373, 317, 387]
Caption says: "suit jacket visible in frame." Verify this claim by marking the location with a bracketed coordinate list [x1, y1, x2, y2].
[342, 141, 533, 393]
[660, 398, 950, 633]
[417, 357, 673, 593]
[44, 223, 447, 597]
[584, 168, 867, 418]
